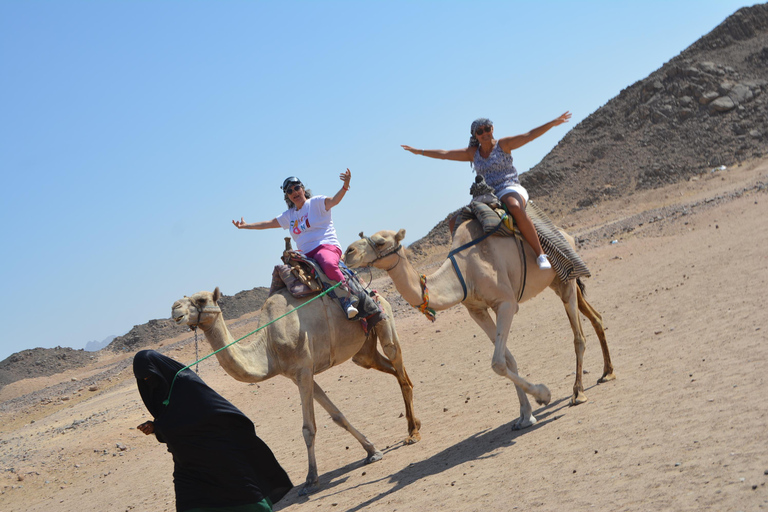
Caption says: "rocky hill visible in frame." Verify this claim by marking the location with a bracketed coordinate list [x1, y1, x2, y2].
[0, 347, 97, 388]
[521, 3, 768, 219]
[103, 286, 271, 353]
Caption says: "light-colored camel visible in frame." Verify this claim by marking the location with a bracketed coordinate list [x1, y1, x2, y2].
[344, 222, 615, 429]
[171, 287, 420, 495]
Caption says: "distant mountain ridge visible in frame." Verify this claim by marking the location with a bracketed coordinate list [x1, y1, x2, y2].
[84, 335, 116, 352]
[0, 287, 270, 388]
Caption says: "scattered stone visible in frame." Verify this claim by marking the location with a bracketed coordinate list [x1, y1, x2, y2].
[699, 91, 720, 104]
[711, 96, 736, 112]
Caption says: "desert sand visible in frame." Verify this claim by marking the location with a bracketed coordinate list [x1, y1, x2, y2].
[1, 160, 767, 512]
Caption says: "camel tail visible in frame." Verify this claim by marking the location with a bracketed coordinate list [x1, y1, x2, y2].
[576, 277, 587, 299]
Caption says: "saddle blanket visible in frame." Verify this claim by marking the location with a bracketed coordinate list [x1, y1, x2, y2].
[455, 200, 591, 283]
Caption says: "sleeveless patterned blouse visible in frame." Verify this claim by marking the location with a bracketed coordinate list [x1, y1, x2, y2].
[472, 142, 519, 194]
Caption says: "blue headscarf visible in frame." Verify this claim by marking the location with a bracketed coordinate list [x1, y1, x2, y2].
[468, 117, 493, 148]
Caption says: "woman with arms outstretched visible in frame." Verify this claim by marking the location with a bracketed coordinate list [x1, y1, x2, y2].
[402, 112, 572, 269]
[232, 169, 359, 318]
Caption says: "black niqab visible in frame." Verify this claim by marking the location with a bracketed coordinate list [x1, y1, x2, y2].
[134, 350, 292, 511]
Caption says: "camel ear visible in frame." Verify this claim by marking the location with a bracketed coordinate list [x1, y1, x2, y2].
[213, 287, 221, 303]
[395, 229, 406, 242]
[358, 231, 365, 239]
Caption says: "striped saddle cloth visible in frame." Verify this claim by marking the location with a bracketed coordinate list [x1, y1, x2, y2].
[455, 200, 591, 283]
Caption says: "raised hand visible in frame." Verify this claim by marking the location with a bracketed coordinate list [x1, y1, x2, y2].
[340, 168, 351, 188]
[553, 111, 572, 126]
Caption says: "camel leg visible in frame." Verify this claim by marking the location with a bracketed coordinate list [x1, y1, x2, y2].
[554, 280, 589, 405]
[352, 327, 421, 444]
[466, 305, 550, 430]
[311, 381, 383, 463]
[576, 281, 616, 383]
[294, 370, 320, 495]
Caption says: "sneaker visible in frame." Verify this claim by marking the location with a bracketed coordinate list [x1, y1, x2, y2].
[536, 254, 552, 270]
[346, 304, 359, 319]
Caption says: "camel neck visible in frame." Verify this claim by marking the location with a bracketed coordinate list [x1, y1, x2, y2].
[202, 314, 272, 382]
[387, 254, 467, 312]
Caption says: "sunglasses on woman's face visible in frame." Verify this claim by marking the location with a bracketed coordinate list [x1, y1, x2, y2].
[285, 184, 303, 194]
[475, 126, 492, 136]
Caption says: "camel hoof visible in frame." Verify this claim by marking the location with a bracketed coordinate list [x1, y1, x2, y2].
[404, 432, 421, 445]
[534, 384, 551, 406]
[570, 392, 588, 406]
[365, 450, 383, 464]
[298, 482, 320, 496]
[598, 372, 617, 384]
[511, 415, 537, 431]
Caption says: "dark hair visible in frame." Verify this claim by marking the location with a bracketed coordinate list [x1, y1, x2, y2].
[284, 188, 312, 209]
[468, 118, 493, 148]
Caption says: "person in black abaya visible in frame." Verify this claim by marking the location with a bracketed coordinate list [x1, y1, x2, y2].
[134, 350, 293, 512]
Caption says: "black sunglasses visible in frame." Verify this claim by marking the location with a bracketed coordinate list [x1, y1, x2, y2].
[285, 184, 303, 194]
[475, 126, 492, 136]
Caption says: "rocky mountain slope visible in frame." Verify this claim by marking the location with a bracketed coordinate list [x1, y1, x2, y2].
[1, 3, 767, 389]
[521, 3, 768, 219]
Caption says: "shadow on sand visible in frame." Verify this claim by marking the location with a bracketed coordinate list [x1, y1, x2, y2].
[278, 397, 573, 511]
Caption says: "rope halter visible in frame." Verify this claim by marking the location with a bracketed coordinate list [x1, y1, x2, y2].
[358, 231, 402, 271]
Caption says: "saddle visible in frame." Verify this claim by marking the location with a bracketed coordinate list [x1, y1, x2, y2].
[455, 177, 591, 283]
[269, 238, 386, 332]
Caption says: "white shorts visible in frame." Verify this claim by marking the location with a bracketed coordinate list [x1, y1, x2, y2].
[496, 184, 529, 205]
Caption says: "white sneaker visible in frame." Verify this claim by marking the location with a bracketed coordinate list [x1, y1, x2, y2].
[536, 254, 552, 270]
[346, 304, 359, 319]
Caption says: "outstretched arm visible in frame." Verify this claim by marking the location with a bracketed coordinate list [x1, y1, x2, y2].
[325, 168, 351, 210]
[401, 145, 474, 162]
[498, 111, 572, 152]
[232, 217, 280, 229]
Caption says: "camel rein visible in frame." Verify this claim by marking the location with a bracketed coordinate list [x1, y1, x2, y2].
[446, 213, 507, 302]
[162, 282, 343, 406]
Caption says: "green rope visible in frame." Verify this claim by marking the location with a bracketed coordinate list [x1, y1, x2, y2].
[162, 281, 342, 406]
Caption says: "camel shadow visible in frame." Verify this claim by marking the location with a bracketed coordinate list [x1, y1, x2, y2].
[277, 405, 562, 511]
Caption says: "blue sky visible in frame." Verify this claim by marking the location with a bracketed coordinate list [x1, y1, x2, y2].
[0, 0, 757, 361]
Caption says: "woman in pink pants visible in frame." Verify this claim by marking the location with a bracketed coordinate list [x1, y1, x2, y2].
[232, 169, 358, 318]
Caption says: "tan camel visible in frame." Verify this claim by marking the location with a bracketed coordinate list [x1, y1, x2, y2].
[344, 223, 615, 429]
[171, 287, 420, 495]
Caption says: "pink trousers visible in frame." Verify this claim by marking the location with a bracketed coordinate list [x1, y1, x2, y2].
[305, 244, 345, 283]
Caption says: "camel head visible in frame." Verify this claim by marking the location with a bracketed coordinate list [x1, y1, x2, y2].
[172, 287, 223, 330]
[344, 229, 406, 269]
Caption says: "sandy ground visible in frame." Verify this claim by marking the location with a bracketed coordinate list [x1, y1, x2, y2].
[1, 161, 767, 512]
